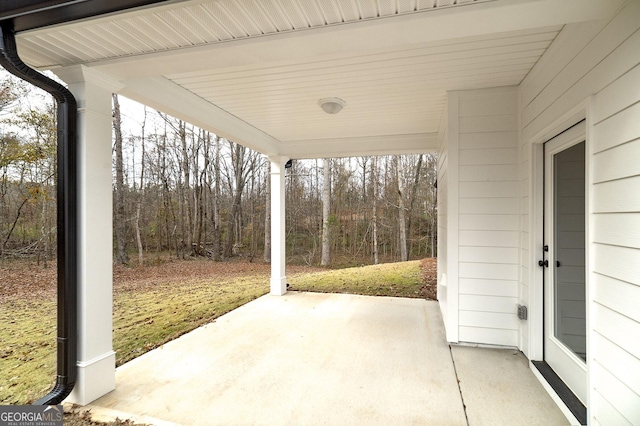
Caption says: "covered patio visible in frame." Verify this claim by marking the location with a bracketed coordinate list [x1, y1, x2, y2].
[2, 0, 639, 424]
[77, 292, 566, 425]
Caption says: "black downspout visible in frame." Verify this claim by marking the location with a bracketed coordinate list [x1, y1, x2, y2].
[0, 22, 78, 405]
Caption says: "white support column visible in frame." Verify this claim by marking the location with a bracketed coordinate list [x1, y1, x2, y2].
[54, 66, 121, 405]
[269, 156, 288, 295]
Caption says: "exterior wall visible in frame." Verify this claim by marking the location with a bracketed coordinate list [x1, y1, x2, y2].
[437, 121, 449, 334]
[520, 2, 640, 424]
[440, 86, 520, 346]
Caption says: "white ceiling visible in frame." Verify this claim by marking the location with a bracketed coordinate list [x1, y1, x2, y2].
[15, 0, 622, 158]
[166, 26, 559, 142]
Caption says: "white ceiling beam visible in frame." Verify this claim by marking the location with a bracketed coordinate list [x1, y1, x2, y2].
[283, 133, 438, 159]
[85, 0, 624, 80]
[118, 76, 282, 156]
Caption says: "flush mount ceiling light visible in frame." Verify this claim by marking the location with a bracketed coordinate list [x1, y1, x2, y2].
[318, 97, 346, 114]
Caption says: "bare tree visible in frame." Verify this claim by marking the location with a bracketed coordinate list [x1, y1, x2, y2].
[394, 155, 408, 261]
[211, 135, 221, 261]
[223, 140, 257, 258]
[321, 158, 331, 266]
[371, 156, 379, 264]
[263, 158, 271, 263]
[406, 154, 423, 257]
[133, 106, 147, 266]
[112, 94, 129, 265]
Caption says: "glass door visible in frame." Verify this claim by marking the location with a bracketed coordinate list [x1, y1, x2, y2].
[543, 122, 587, 404]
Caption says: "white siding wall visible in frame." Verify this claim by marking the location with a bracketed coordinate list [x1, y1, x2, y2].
[442, 86, 520, 346]
[520, 2, 640, 424]
[437, 123, 449, 327]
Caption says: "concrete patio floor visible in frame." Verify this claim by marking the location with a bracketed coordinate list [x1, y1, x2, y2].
[85, 292, 568, 425]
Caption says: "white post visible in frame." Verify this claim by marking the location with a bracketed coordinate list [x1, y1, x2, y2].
[270, 156, 288, 295]
[54, 66, 120, 405]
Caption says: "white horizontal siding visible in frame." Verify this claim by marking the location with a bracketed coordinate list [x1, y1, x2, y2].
[593, 333, 640, 397]
[459, 246, 519, 264]
[459, 131, 518, 149]
[459, 294, 517, 314]
[459, 230, 518, 247]
[593, 390, 634, 426]
[437, 124, 449, 328]
[459, 115, 518, 133]
[459, 198, 519, 215]
[593, 63, 640, 123]
[459, 262, 519, 281]
[592, 138, 640, 183]
[592, 101, 640, 154]
[593, 176, 640, 213]
[459, 278, 518, 298]
[592, 361, 640, 425]
[454, 87, 519, 347]
[522, 6, 640, 138]
[593, 275, 640, 324]
[459, 148, 518, 166]
[459, 164, 518, 182]
[459, 214, 519, 231]
[459, 181, 519, 198]
[592, 245, 640, 288]
[519, 2, 640, 421]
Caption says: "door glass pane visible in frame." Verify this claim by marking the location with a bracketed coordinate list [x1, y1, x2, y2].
[553, 142, 586, 361]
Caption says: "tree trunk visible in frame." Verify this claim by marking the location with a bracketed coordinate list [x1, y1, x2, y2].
[134, 106, 147, 266]
[321, 158, 331, 266]
[406, 154, 423, 258]
[263, 159, 271, 263]
[112, 94, 129, 265]
[211, 135, 221, 261]
[224, 142, 245, 258]
[179, 121, 194, 257]
[371, 157, 379, 264]
[395, 155, 408, 261]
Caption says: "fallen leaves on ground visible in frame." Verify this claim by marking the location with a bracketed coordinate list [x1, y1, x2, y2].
[419, 257, 437, 300]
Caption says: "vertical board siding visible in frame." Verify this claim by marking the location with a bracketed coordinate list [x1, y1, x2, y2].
[519, 2, 640, 422]
[455, 87, 520, 347]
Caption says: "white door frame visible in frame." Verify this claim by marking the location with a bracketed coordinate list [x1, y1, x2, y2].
[543, 123, 587, 403]
[526, 100, 592, 415]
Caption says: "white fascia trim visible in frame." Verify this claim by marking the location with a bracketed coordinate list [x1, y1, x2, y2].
[119, 76, 281, 156]
[284, 133, 438, 159]
[83, 0, 624, 80]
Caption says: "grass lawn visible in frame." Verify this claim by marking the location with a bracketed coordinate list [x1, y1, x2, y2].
[290, 259, 435, 299]
[0, 258, 436, 406]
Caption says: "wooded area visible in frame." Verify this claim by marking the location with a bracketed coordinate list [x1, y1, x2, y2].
[0, 73, 437, 267]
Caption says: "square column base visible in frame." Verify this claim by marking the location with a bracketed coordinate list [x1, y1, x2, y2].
[65, 351, 116, 405]
[270, 276, 287, 296]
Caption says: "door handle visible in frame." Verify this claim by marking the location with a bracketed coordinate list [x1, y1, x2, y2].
[556, 261, 561, 267]
[538, 259, 548, 267]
